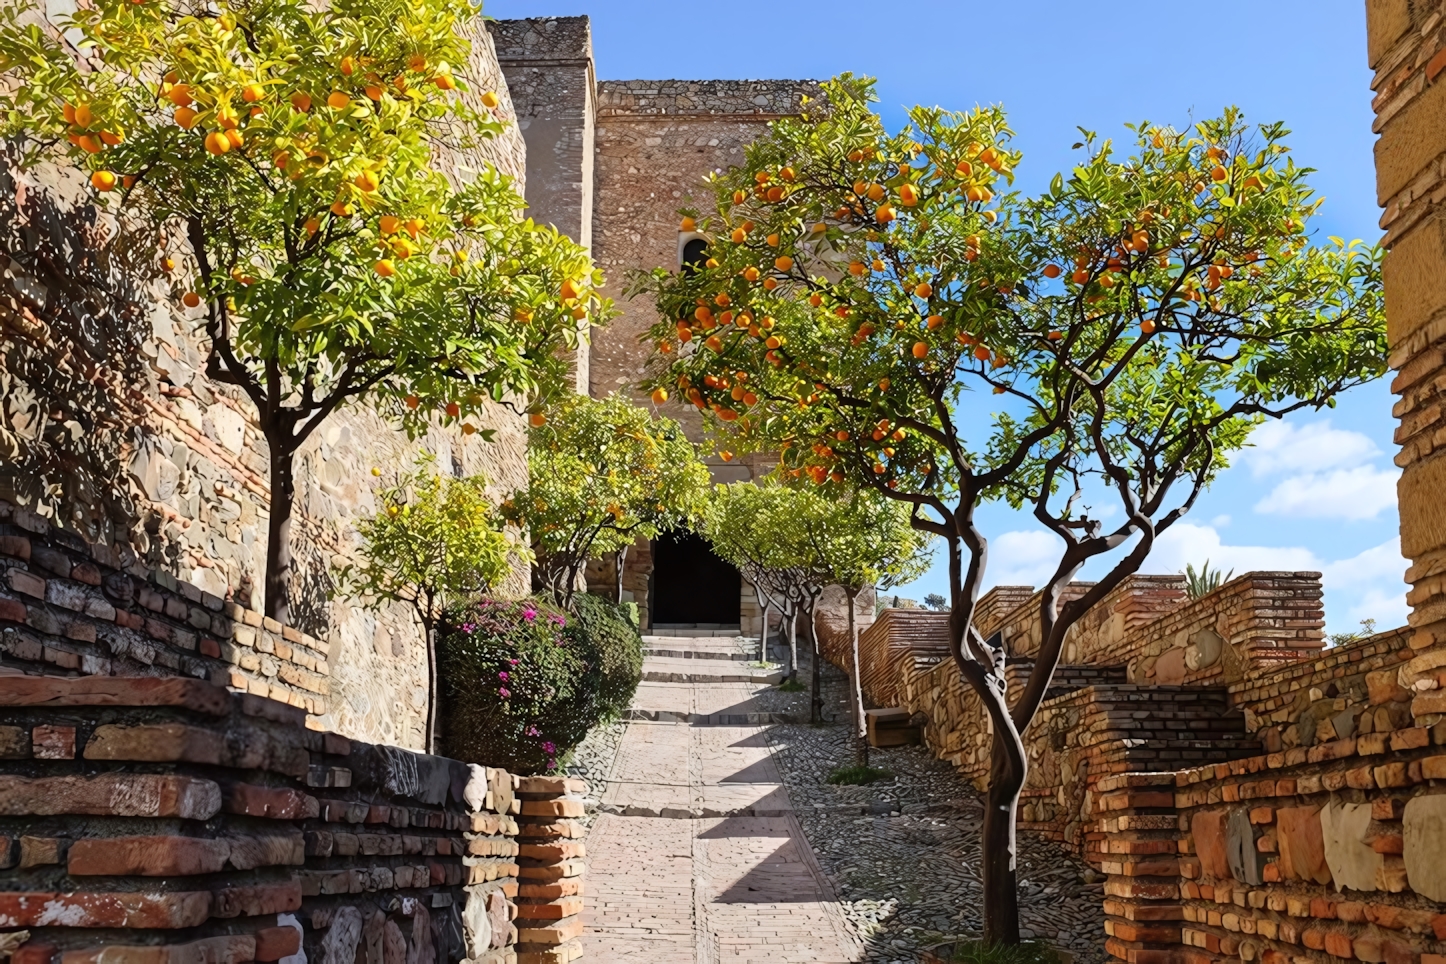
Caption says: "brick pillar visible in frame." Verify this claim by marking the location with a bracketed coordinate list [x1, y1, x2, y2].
[1092, 772, 1185, 964]
[465, 767, 522, 962]
[1367, 2, 1446, 715]
[514, 777, 588, 963]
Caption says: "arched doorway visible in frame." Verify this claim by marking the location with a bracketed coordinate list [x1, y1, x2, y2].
[650, 529, 741, 628]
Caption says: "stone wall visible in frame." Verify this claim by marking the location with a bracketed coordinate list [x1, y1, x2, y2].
[489, 17, 595, 396]
[0, 674, 538, 964]
[0, 5, 534, 750]
[589, 78, 819, 464]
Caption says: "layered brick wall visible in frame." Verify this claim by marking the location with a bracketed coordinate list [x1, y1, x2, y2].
[0, 674, 560, 964]
[0, 4, 533, 751]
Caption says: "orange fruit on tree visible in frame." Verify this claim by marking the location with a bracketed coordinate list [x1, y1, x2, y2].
[914, 282, 932, 298]
[90, 170, 117, 192]
[354, 170, 379, 192]
[327, 91, 350, 110]
[1043, 264, 1062, 279]
[1071, 269, 1089, 284]
[99, 130, 123, 146]
[866, 183, 885, 202]
[340, 55, 356, 75]
[743, 266, 760, 282]
[242, 84, 266, 103]
[204, 131, 231, 156]
[166, 84, 192, 107]
[774, 255, 794, 272]
[374, 259, 396, 277]
[680, 216, 696, 232]
[481, 91, 500, 109]
[434, 71, 456, 91]
[331, 199, 353, 216]
[405, 394, 420, 410]
[77, 135, 101, 154]
[560, 278, 581, 300]
[730, 228, 746, 243]
[224, 129, 244, 149]
[651, 388, 668, 404]
[911, 341, 928, 359]
[529, 412, 547, 428]
[304, 217, 320, 236]
[926, 315, 943, 330]
[161, 256, 175, 272]
[875, 204, 896, 223]
[1211, 166, 1228, 183]
[379, 215, 400, 235]
[973, 345, 990, 361]
[898, 183, 919, 207]
[182, 291, 201, 308]
[1140, 318, 1156, 335]
[290, 92, 312, 112]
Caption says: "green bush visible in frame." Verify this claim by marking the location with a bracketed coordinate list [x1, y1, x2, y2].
[570, 593, 644, 722]
[947, 940, 1063, 963]
[437, 594, 645, 773]
[438, 598, 598, 774]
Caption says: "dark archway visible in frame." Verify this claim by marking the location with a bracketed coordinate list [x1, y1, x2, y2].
[650, 529, 741, 628]
[681, 237, 709, 273]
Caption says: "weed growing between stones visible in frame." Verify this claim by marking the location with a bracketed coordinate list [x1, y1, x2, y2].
[827, 764, 893, 785]
[945, 940, 1064, 963]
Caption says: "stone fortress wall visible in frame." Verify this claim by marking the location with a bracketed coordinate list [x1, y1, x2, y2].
[0, 6, 533, 750]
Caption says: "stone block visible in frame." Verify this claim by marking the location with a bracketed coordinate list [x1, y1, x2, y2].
[253, 926, 301, 963]
[1367, 0, 1414, 66]
[83, 724, 224, 765]
[211, 880, 302, 918]
[1276, 806, 1331, 884]
[59, 936, 256, 964]
[1324, 800, 1385, 892]
[32, 726, 75, 760]
[68, 835, 230, 876]
[0, 890, 212, 928]
[1385, 218, 1446, 351]
[1403, 793, 1446, 900]
[0, 774, 220, 820]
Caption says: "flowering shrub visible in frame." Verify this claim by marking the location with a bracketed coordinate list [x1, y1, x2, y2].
[569, 593, 644, 722]
[437, 597, 598, 773]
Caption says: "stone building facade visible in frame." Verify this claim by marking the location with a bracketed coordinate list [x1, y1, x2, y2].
[488, 16, 825, 637]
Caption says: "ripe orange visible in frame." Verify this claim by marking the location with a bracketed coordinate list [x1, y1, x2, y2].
[743, 266, 760, 282]
[914, 282, 932, 298]
[875, 205, 896, 223]
[911, 341, 928, 359]
[774, 256, 794, 272]
[481, 91, 500, 109]
[405, 394, 421, 410]
[166, 84, 193, 107]
[182, 291, 201, 308]
[355, 170, 379, 192]
[780, 166, 796, 181]
[1140, 318, 1156, 335]
[434, 72, 456, 91]
[529, 412, 547, 428]
[331, 200, 353, 217]
[680, 216, 696, 232]
[77, 135, 101, 154]
[926, 315, 943, 330]
[161, 256, 175, 272]
[341, 56, 356, 76]
[379, 215, 400, 235]
[651, 388, 668, 404]
[1043, 264, 1062, 279]
[766, 186, 784, 203]
[290, 92, 312, 112]
[1211, 166, 1228, 183]
[304, 217, 320, 236]
[90, 170, 117, 192]
[242, 84, 266, 104]
[733, 190, 747, 205]
[561, 278, 581, 300]
[866, 183, 885, 202]
[374, 259, 396, 277]
[848, 261, 866, 276]
[224, 129, 244, 149]
[955, 160, 973, 178]
[1071, 269, 1089, 284]
[898, 183, 919, 206]
[973, 345, 990, 361]
[204, 131, 231, 156]
[730, 228, 746, 243]
[99, 130, 123, 146]
[327, 91, 350, 110]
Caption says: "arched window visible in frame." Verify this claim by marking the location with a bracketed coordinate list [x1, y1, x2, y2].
[681, 237, 708, 274]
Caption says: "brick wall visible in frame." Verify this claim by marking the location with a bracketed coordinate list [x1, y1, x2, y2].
[0, 674, 599, 964]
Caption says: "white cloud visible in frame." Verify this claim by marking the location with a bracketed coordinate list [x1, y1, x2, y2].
[982, 529, 1063, 590]
[1242, 420, 1380, 478]
[1148, 522, 1320, 577]
[1322, 536, 1406, 587]
[1253, 465, 1399, 520]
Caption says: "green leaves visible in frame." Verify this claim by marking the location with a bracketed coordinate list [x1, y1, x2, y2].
[0, 0, 609, 437]
[631, 76, 1384, 545]
[506, 394, 712, 604]
[339, 453, 521, 627]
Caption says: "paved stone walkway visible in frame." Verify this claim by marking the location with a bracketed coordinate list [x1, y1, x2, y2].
[582, 635, 863, 963]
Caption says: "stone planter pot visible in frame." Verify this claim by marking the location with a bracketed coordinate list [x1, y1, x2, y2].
[921, 942, 1075, 964]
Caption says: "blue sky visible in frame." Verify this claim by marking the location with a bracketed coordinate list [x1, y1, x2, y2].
[485, 0, 1403, 636]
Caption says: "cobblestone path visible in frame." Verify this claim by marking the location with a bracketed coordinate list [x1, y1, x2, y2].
[579, 634, 863, 963]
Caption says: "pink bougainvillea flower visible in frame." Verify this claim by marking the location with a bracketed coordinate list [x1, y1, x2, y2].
[498, 671, 509, 682]
[499, 686, 511, 699]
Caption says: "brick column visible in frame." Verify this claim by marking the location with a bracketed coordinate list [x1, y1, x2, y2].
[1093, 772, 1185, 964]
[465, 767, 522, 962]
[1367, 2, 1446, 713]
[514, 777, 588, 964]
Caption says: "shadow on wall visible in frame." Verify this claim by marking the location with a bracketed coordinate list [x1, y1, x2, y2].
[0, 152, 155, 549]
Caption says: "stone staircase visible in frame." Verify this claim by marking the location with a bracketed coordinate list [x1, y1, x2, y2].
[626, 634, 795, 725]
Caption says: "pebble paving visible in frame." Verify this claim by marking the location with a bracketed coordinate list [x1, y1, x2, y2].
[573, 634, 1108, 963]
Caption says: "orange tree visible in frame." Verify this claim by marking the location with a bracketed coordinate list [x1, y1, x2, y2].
[0, 0, 605, 623]
[632, 75, 1385, 942]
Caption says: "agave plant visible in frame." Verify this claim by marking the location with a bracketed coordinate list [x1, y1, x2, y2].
[1183, 560, 1234, 599]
